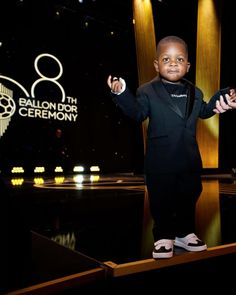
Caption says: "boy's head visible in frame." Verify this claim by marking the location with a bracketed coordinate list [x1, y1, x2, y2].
[154, 35, 190, 83]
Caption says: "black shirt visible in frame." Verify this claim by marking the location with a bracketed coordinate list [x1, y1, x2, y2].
[162, 81, 189, 117]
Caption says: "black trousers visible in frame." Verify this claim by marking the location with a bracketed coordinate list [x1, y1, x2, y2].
[145, 172, 202, 242]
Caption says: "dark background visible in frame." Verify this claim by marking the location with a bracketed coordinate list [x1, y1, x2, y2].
[0, 0, 235, 175]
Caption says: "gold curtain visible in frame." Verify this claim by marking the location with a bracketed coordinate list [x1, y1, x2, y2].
[196, 0, 221, 168]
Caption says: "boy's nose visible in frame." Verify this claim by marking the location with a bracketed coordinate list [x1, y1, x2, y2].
[169, 59, 177, 66]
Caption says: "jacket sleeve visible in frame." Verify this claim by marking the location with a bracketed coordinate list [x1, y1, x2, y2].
[111, 87, 150, 122]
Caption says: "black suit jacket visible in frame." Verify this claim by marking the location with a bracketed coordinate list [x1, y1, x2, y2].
[112, 78, 229, 174]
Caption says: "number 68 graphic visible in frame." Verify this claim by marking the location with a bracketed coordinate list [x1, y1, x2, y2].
[0, 53, 66, 102]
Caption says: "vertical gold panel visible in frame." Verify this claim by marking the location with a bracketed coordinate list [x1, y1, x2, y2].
[133, 0, 157, 154]
[132, 0, 157, 86]
[132, 0, 157, 256]
[196, 0, 221, 168]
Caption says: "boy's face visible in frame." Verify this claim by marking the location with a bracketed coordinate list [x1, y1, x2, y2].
[153, 41, 190, 83]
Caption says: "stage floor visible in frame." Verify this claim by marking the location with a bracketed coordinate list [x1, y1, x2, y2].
[4, 172, 236, 293]
[5, 173, 236, 261]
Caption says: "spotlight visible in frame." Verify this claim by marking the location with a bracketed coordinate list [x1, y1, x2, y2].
[90, 166, 100, 172]
[73, 166, 84, 173]
[11, 167, 24, 174]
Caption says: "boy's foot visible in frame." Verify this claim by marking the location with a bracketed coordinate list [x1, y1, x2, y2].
[174, 233, 207, 252]
[152, 239, 174, 259]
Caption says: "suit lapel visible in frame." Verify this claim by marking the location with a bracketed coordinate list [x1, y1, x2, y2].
[182, 78, 195, 119]
[151, 80, 184, 118]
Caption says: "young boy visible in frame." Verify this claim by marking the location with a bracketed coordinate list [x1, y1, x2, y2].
[107, 35, 236, 259]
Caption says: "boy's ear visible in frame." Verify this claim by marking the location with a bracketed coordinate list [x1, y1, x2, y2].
[187, 62, 191, 72]
[153, 59, 159, 72]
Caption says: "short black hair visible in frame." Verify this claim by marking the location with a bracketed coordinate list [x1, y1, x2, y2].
[156, 35, 188, 56]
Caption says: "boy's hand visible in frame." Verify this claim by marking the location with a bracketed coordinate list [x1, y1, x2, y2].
[230, 88, 236, 102]
[107, 75, 126, 94]
[213, 94, 236, 113]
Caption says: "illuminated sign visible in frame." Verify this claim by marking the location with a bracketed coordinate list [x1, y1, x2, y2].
[0, 53, 78, 137]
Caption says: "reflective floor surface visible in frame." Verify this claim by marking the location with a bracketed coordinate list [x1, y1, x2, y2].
[3, 172, 236, 293]
[5, 173, 236, 261]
